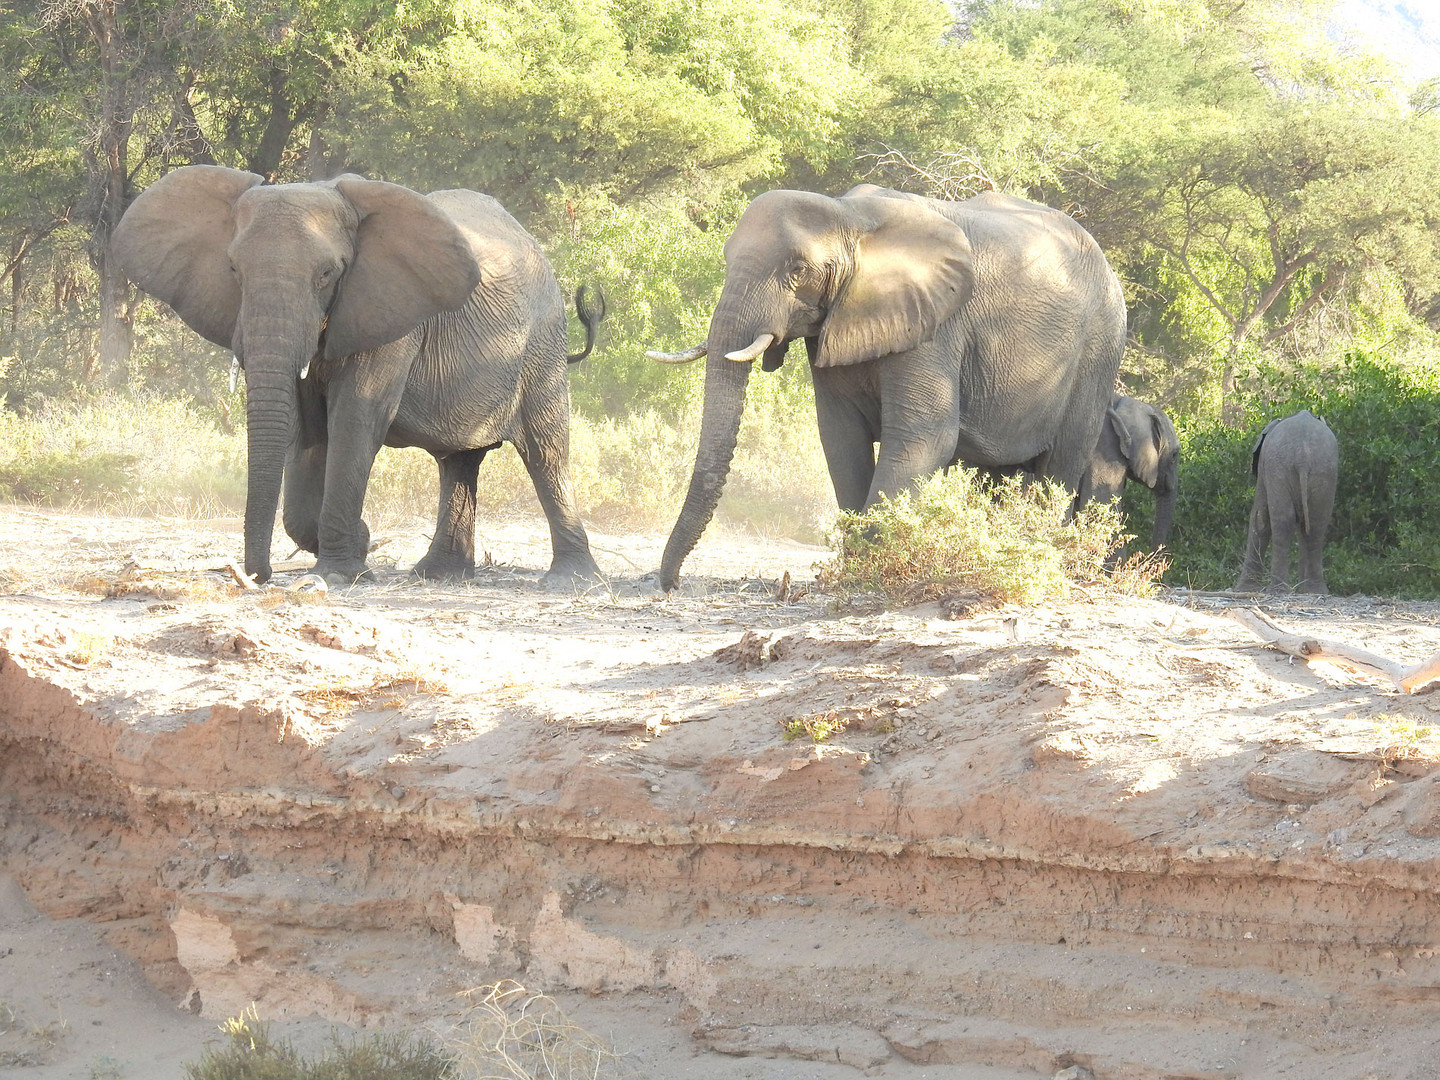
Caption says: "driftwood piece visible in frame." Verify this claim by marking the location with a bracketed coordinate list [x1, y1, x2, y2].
[1226, 607, 1440, 694]
[224, 559, 259, 590]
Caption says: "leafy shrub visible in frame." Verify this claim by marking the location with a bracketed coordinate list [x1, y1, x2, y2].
[183, 1007, 452, 1080]
[1164, 352, 1440, 597]
[819, 468, 1143, 606]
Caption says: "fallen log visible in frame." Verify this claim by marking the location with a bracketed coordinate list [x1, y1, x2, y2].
[1225, 607, 1440, 694]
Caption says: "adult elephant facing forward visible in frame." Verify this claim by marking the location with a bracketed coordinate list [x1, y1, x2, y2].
[648, 184, 1127, 591]
[112, 166, 602, 587]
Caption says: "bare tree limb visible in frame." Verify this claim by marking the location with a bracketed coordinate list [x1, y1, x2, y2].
[1226, 607, 1440, 694]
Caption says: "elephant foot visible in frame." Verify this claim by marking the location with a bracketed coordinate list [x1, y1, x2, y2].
[1262, 582, 1291, 596]
[1297, 580, 1329, 595]
[541, 553, 604, 592]
[311, 558, 372, 586]
[1234, 577, 1262, 593]
[412, 553, 475, 582]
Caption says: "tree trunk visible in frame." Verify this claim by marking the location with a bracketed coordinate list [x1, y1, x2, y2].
[87, 1, 135, 387]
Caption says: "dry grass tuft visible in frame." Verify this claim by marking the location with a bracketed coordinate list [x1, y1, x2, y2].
[298, 669, 450, 717]
[448, 981, 631, 1080]
[0, 1000, 68, 1068]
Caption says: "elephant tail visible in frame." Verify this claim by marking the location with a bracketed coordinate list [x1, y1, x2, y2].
[566, 285, 608, 364]
[1298, 465, 1313, 535]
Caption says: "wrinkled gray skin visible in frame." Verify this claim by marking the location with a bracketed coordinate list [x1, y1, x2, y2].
[1077, 394, 1179, 550]
[1235, 409, 1339, 595]
[650, 184, 1126, 591]
[112, 165, 601, 587]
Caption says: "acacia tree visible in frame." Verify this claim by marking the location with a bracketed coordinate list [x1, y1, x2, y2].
[1124, 106, 1440, 411]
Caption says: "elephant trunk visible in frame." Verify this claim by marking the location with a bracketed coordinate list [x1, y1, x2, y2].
[239, 306, 316, 582]
[659, 346, 753, 591]
[242, 366, 297, 584]
[1151, 468, 1177, 549]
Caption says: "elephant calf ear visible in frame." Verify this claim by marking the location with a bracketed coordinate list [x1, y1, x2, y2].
[111, 165, 263, 350]
[814, 196, 973, 369]
[326, 178, 483, 360]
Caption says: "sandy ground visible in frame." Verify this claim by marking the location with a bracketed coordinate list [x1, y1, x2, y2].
[3, 504, 1440, 1080]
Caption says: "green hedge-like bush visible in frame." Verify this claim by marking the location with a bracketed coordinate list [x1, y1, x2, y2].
[1160, 353, 1440, 597]
[821, 468, 1140, 606]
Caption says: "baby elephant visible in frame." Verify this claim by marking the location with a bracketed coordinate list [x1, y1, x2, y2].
[1235, 409, 1339, 595]
[1078, 394, 1179, 551]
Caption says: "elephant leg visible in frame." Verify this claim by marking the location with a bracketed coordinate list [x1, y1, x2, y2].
[413, 447, 489, 581]
[1265, 484, 1297, 593]
[513, 390, 601, 588]
[312, 340, 416, 583]
[1297, 481, 1334, 594]
[282, 375, 328, 555]
[1235, 481, 1272, 592]
[813, 370, 878, 513]
[867, 357, 959, 505]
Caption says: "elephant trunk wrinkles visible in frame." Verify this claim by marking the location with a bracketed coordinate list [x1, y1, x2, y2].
[242, 347, 305, 584]
[1151, 480, 1176, 548]
[659, 346, 752, 590]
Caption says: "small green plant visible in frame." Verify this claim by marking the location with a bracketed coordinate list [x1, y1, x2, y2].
[183, 1005, 452, 1080]
[67, 632, 113, 665]
[783, 713, 846, 742]
[1375, 714, 1437, 761]
[819, 468, 1147, 607]
[89, 1054, 125, 1079]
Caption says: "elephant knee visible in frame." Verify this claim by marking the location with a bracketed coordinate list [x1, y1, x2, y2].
[284, 512, 320, 554]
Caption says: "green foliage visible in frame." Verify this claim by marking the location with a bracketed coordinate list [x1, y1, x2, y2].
[0, 448, 140, 505]
[1164, 352, 1440, 596]
[0, 392, 246, 515]
[184, 1008, 451, 1080]
[820, 468, 1136, 606]
[551, 200, 729, 417]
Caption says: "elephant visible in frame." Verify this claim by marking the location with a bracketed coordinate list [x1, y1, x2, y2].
[647, 183, 1127, 590]
[111, 165, 603, 586]
[1076, 394, 1179, 551]
[1234, 409, 1339, 595]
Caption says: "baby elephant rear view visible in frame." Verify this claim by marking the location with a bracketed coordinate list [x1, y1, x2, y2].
[1235, 409, 1339, 595]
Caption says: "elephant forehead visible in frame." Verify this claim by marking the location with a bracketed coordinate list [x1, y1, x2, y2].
[232, 186, 358, 256]
[729, 192, 847, 256]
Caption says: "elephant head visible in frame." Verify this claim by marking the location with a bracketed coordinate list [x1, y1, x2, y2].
[1103, 395, 1179, 547]
[111, 165, 480, 582]
[648, 188, 974, 590]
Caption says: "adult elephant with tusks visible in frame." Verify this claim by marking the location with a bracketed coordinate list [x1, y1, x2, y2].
[112, 165, 604, 587]
[648, 183, 1128, 591]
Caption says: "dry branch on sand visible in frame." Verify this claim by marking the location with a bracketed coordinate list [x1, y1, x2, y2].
[1226, 607, 1440, 694]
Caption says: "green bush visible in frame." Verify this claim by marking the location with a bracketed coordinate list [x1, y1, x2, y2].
[1164, 352, 1440, 597]
[819, 468, 1142, 606]
[184, 1009, 452, 1080]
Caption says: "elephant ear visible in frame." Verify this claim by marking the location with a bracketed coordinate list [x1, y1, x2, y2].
[1251, 418, 1282, 477]
[326, 178, 482, 360]
[814, 196, 973, 368]
[111, 165, 263, 349]
[1113, 404, 1167, 489]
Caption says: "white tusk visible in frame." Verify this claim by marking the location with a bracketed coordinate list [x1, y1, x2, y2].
[228, 355, 239, 393]
[725, 333, 776, 362]
[299, 359, 311, 380]
[645, 343, 708, 364]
